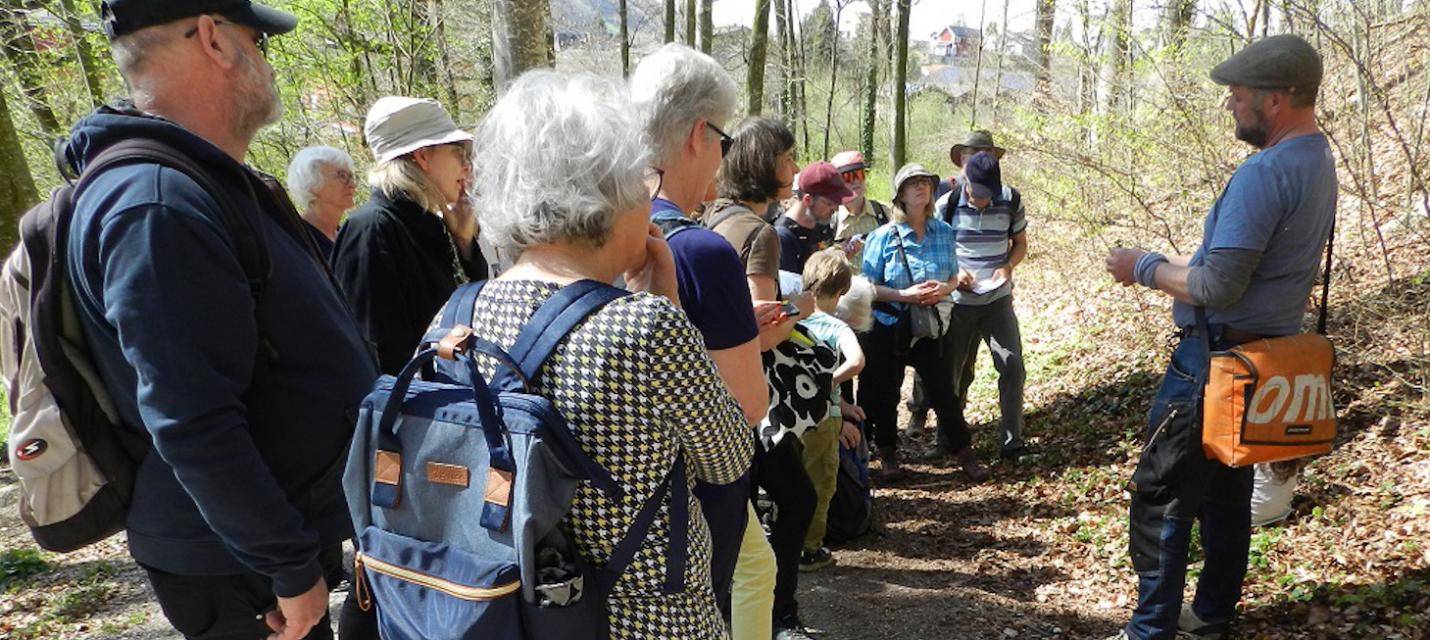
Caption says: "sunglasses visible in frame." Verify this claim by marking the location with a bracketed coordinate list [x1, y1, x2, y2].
[185, 17, 270, 57]
[706, 122, 734, 157]
[840, 169, 866, 183]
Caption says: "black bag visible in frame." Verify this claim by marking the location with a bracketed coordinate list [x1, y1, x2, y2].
[824, 436, 873, 545]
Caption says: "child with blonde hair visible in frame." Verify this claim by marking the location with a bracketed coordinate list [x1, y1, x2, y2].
[796, 248, 870, 571]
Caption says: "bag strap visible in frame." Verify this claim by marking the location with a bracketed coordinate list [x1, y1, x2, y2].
[592, 452, 688, 596]
[493, 280, 631, 391]
[1316, 212, 1335, 335]
[871, 200, 889, 226]
[892, 230, 916, 290]
[75, 139, 270, 301]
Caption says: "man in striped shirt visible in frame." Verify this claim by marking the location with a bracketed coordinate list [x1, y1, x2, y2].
[934, 150, 1031, 461]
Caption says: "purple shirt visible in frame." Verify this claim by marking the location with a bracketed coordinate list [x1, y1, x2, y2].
[653, 198, 760, 350]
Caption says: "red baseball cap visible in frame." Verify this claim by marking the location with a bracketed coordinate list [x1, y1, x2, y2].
[797, 162, 855, 203]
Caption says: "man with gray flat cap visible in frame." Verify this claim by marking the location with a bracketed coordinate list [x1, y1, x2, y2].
[1103, 34, 1336, 640]
[68, 1, 379, 638]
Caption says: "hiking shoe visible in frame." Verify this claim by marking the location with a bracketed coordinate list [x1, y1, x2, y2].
[799, 547, 835, 572]
[955, 447, 990, 483]
[1102, 631, 1130, 640]
[1178, 606, 1227, 639]
[880, 448, 906, 482]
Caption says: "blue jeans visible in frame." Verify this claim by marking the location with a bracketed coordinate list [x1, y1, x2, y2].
[1125, 334, 1255, 640]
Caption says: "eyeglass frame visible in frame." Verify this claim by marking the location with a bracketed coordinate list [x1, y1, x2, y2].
[645, 167, 665, 200]
[705, 121, 734, 157]
[184, 17, 270, 58]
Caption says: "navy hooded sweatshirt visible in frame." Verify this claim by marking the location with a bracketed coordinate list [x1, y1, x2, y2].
[65, 107, 379, 596]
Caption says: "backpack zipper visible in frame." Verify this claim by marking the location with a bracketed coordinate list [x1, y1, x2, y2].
[354, 552, 521, 602]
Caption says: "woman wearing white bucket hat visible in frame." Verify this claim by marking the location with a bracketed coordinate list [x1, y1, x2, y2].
[332, 96, 488, 375]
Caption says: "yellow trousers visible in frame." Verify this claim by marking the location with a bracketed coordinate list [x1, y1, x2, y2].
[729, 503, 775, 640]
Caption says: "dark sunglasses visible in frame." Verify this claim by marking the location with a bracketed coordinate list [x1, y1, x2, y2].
[706, 122, 734, 157]
[185, 18, 270, 57]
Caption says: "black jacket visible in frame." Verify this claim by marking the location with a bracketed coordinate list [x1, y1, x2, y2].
[331, 191, 487, 375]
[66, 107, 378, 595]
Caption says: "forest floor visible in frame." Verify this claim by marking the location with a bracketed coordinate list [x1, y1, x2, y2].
[1, 220, 1426, 640]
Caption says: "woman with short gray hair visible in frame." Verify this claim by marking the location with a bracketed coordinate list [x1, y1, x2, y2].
[285, 145, 356, 258]
[457, 70, 753, 639]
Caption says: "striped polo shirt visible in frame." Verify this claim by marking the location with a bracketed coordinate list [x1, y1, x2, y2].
[935, 181, 1027, 306]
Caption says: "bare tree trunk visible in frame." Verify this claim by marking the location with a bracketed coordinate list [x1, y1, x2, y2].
[685, 0, 696, 46]
[620, 0, 630, 76]
[1096, 0, 1129, 123]
[665, 0, 676, 43]
[775, 0, 792, 121]
[821, 0, 848, 158]
[491, 0, 554, 94]
[970, 0, 988, 128]
[789, 0, 810, 151]
[429, 0, 462, 119]
[1034, 0, 1055, 97]
[699, 0, 713, 53]
[0, 86, 37, 253]
[0, 0, 62, 137]
[892, 0, 910, 169]
[56, 0, 104, 108]
[1162, 0, 1197, 49]
[992, 0, 1010, 120]
[861, 0, 885, 162]
[747, 0, 772, 115]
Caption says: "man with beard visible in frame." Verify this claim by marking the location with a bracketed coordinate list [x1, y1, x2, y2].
[65, 2, 379, 638]
[1104, 35, 1335, 639]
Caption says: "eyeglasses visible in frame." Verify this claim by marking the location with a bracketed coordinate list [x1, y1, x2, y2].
[705, 122, 734, 157]
[840, 169, 866, 183]
[185, 17, 270, 57]
[644, 167, 665, 199]
[327, 168, 356, 185]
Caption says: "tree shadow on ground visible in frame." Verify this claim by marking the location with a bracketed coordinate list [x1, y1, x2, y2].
[800, 561, 1123, 639]
[1236, 568, 1430, 639]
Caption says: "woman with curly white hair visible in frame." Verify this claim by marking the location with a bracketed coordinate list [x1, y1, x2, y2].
[285, 145, 357, 258]
[450, 70, 753, 639]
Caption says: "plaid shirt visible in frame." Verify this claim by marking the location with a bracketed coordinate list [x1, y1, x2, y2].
[860, 218, 959, 326]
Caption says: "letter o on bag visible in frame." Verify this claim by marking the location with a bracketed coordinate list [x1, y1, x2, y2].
[1247, 376, 1290, 425]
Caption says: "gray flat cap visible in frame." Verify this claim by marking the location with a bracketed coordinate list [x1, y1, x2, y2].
[1211, 34, 1323, 90]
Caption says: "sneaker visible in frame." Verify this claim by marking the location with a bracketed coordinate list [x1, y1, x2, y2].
[880, 448, 905, 482]
[799, 547, 835, 572]
[955, 446, 990, 483]
[774, 614, 816, 639]
[999, 444, 1040, 461]
[1178, 606, 1227, 639]
[1103, 631, 1130, 640]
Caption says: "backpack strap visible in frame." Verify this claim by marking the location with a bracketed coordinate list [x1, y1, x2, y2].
[1316, 212, 1335, 335]
[75, 140, 271, 301]
[592, 451, 688, 596]
[493, 279, 631, 391]
[871, 200, 889, 226]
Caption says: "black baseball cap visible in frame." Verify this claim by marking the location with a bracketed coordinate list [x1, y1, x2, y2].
[100, 0, 298, 40]
[963, 151, 1003, 200]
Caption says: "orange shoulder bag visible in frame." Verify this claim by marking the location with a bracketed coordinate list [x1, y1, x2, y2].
[1200, 216, 1337, 468]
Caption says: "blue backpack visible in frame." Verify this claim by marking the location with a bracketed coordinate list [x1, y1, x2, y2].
[343, 279, 689, 640]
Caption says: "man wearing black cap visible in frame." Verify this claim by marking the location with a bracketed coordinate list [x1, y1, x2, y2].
[1104, 34, 1336, 640]
[930, 150, 1030, 463]
[66, 2, 379, 639]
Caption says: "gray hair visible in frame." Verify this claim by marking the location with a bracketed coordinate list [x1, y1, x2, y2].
[471, 70, 651, 255]
[110, 21, 186, 93]
[628, 43, 737, 168]
[286, 146, 354, 212]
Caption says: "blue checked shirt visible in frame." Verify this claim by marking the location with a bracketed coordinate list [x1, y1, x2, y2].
[861, 218, 960, 326]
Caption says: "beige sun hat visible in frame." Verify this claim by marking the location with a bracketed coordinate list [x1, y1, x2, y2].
[364, 97, 473, 165]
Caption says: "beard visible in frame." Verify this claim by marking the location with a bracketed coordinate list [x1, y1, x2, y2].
[235, 51, 283, 136]
[1234, 104, 1269, 148]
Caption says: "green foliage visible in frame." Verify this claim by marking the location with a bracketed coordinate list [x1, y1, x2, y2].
[0, 548, 53, 591]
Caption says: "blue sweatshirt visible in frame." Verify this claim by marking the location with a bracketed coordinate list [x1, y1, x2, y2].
[65, 108, 379, 596]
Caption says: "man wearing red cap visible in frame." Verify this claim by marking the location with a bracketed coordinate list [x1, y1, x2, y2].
[775, 162, 852, 275]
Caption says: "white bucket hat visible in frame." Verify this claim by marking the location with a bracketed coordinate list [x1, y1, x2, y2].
[364, 96, 473, 165]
